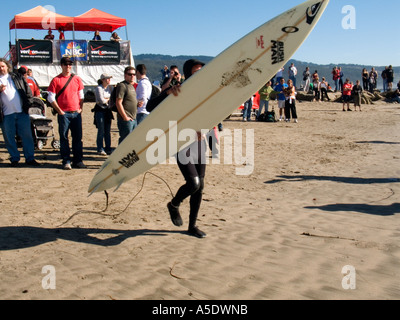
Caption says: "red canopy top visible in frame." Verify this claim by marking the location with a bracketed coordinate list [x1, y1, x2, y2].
[9, 6, 74, 30]
[74, 8, 126, 32]
[9, 7, 126, 32]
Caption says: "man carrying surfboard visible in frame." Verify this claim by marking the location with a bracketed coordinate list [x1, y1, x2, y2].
[147, 59, 207, 238]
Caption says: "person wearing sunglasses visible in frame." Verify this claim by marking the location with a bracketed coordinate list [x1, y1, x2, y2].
[115, 67, 138, 144]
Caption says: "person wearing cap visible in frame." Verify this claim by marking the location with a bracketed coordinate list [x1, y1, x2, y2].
[47, 57, 86, 170]
[147, 59, 208, 238]
[0, 58, 40, 167]
[93, 73, 114, 156]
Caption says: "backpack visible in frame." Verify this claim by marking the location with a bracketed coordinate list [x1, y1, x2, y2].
[144, 78, 160, 101]
[109, 82, 126, 113]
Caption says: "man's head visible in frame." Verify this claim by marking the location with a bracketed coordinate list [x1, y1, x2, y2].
[136, 64, 147, 79]
[124, 66, 136, 84]
[0, 58, 12, 76]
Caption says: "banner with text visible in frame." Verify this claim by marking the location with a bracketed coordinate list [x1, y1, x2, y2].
[89, 41, 121, 64]
[17, 40, 53, 64]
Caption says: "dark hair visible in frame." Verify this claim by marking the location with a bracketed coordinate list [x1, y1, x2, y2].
[124, 66, 136, 74]
[136, 64, 147, 75]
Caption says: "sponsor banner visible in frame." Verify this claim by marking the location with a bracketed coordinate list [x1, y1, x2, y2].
[60, 40, 88, 61]
[89, 41, 121, 63]
[17, 40, 53, 64]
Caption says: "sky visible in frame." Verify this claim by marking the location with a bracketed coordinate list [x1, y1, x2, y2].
[1, 0, 399, 67]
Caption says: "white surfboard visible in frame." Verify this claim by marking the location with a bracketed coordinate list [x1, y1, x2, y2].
[89, 0, 329, 194]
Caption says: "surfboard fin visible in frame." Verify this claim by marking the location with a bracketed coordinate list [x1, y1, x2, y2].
[88, 181, 105, 197]
[113, 178, 126, 193]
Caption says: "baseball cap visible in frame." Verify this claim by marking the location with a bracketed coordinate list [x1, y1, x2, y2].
[100, 73, 113, 80]
[60, 57, 73, 65]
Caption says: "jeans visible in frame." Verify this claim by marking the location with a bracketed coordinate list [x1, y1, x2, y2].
[95, 111, 112, 153]
[57, 112, 83, 165]
[136, 113, 149, 125]
[243, 99, 252, 120]
[117, 118, 137, 144]
[257, 100, 269, 117]
[0, 112, 35, 162]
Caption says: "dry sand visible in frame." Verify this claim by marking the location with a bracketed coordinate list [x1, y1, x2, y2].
[0, 99, 399, 300]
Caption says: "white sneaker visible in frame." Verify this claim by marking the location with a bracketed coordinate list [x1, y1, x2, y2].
[97, 150, 107, 156]
[63, 162, 72, 170]
[294, 119, 298, 123]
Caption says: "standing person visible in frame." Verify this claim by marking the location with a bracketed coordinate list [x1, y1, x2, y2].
[362, 68, 369, 91]
[0, 58, 40, 167]
[147, 59, 207, 238]
[302, 67, 311, 93]
[47, 57, 86, 170]
[94, 74, 113, 156]
[382, 67, 388, 92]
[115, 66, 138, 144]
[369, 68, 378, 92]
[332, 67, 340, 92]
[242, 97, 253, 122]
[284, 79, 298, 123]
[135, 64, 152, 125]
[338, 67, 344, 92]
[58, 28, 65, 40]
[386, 65, 394, 91]
[257, 81, 274, 117]
[274, 78, 288, 121]
[288, 63, 297, 88]
[352, 80, 363, 111]
[342, 78, 353, 111]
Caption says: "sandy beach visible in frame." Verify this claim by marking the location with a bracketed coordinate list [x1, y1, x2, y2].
[0, 99, 399, 300]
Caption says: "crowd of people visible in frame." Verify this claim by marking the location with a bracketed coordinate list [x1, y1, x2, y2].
[241, 62, 398, 123]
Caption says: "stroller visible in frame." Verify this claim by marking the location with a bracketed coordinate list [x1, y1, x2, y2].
[20, 97, 60, 150]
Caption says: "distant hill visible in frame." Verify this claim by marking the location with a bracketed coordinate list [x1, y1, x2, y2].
[134, 54, 399, 91]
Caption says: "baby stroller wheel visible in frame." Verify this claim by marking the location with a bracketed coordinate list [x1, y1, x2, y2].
[52, 139, 61, 150]
[36, 140, 44, 150]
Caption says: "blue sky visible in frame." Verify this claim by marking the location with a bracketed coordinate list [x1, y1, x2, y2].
[1, 0, 399, 66]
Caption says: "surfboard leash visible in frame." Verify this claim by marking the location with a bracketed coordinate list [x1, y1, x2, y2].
[58, 171, 175, 227]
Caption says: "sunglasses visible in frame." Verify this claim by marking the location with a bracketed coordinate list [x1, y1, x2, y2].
[126, 73, 136, 76]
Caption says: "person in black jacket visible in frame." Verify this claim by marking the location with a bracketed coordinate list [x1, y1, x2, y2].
[147, 59, 207, 238]
[0, 58, 40, 167]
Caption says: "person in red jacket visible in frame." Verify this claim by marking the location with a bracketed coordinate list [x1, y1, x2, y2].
[18, 66, 40, 97]
[342, 78, 353, 111]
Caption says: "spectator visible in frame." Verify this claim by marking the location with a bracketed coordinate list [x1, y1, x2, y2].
[135, 64, 152, 125]
[161, 65, 182, 92]
[58, 28, 65, 40]
[362, 68, 369, 91]
[342, 78, 353, 111]
[257, 81, 274, 117]
[352, 80, 363, 111]
[284, 79, 298, 123]
[115, 67, 138, 144]
[274, 78, 288, 121]
[93, 31, 101, 41]
[320, 77, 330, 102]
[110, 32, 121, 42]
[44, 29, 54, 40]
[302, 67, 311, 93]
[288, 63, 297, 88]
[386, 65, 394, 91]
[0, 58, 40, 167]
[47, 57, 86, 170]
[18, 66, 40, 97]
[369, 68, 378, 92]
[94, 73, 113, 156]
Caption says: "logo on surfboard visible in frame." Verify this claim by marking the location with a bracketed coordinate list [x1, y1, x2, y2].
[119, 150, 140, 169]
[306, 2, 323, 25]
[271, 40, 284, 64]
